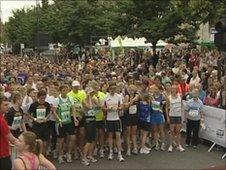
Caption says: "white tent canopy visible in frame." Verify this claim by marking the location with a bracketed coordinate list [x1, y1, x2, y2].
[110, 36, 167, 48]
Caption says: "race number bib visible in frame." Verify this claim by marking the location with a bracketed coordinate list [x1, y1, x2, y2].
[129, 105, 137, 114]
[61, 111, 71, 123]
[188, 110, 199, 117]
[12, 116, 22, 130]
[36, 108, 46, 120]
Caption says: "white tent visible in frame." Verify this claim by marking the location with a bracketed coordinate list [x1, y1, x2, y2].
[110, 36, 167, 48]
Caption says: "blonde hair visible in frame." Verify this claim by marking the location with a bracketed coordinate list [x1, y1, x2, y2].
[22, 131, 42, 156]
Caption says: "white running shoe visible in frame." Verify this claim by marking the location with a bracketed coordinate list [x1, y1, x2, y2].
[88, 156, 98, 163]
[81, 158, 90, 166]
[99, 149, 104, 158]
[161, 143, 166, 151]
[58, 155, 65, 164]
[140, 147, 150, 154]
[168, 145, 173, 152]
[66, 153, 72, 163]
[177, 145, 185, 152]
[108, 152, 113, 160]
[132, 148, 138, 155]
[144, 146, 151, 151]
[126, 148, 131, 156]
[118, 154, 125, 162]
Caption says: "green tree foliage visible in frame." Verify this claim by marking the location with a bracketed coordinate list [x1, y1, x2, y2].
[5, 0, 226, 52]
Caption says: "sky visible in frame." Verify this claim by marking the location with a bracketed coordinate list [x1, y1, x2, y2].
[1, 0, 53, 23]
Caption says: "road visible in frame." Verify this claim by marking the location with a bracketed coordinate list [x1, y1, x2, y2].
[54, 139, 225, 169]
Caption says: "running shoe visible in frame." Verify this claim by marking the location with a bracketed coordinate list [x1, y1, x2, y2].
[87, 156, 98, 163]
[168, 145, 173, 152]
[99, 149, 104, 158]
[161, 143, 166, 151]
[108, 152, 113, 160]
[177, 145, 185, 152]
[81, 158, 90, 166]
[58, 155, 65, 164]
[66, 153, 72, 163]
[118, 154, 125, 162]
[132, 148, 138, 155]
[140, 147, 150, 154]
[126, 148, 131, 156]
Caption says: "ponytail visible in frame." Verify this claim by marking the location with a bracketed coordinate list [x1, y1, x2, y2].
[35, 139, 43, 156]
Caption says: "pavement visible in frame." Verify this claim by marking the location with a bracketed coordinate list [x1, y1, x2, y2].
[53, 136, 226, 170]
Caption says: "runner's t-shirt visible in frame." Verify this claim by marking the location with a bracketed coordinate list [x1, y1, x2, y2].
[56, 95, 74, 124]
[104, 93, 122, 121]
[67, 90, 86, 117]
[5, 107, 24, 136]
[28, 101, 51, 122]
[94, 91, 106, 121]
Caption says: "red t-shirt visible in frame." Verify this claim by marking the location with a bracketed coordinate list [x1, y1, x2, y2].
[0, 113, 10, 158]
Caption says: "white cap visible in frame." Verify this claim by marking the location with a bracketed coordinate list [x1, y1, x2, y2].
[72, 80, 81, 87]
[85, 86, 94, 94]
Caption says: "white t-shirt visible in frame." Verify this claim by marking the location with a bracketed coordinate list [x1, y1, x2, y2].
[104, 93, 123, 121]
[22, 95, 33, 113]
[46, 95, 58, 121]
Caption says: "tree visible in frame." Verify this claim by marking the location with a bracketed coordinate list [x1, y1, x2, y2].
[110, 0, 183, 51]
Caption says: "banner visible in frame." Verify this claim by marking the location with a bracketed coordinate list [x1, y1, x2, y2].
[199, 105, 226, 147]
[182, 100, 226, 147]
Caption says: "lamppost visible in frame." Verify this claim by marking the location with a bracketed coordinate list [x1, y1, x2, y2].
[36, 0, 40, 55]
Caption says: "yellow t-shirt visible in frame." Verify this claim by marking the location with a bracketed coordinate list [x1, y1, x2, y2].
[67, 90, 87, 116]
[94, 91, 106, 121]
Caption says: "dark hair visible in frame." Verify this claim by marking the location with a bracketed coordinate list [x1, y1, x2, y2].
[27, 88, 35, 95]
[37, 90, 47, 98]
[0, 94, 8, 105]
[22, 131, 42, 155]
[59, 84, 68, 91]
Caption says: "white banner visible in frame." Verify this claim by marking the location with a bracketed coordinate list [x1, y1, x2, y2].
[182, 100, 226, 147]
[199, 105, 226, 147]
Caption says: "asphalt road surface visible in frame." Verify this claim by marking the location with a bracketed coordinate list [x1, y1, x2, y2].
[54, 139, 225, 170]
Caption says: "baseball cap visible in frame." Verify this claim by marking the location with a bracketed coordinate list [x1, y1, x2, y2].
[72, 80, 81, 87]
[85, 86, 94, 94]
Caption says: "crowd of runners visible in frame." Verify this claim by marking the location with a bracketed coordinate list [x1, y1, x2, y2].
[0, 47, 225, 169]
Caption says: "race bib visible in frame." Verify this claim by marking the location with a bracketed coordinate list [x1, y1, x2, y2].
[129, 105, 137, 114]
[36, 108, 46, 120]
[12, 116, 22, 130]
[188, 110, 199, 117]
[61, 111, 71, 123]
[87, 109, 96, 117]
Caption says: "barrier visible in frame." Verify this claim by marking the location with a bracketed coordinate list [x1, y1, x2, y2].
[182, 101, 226, 159]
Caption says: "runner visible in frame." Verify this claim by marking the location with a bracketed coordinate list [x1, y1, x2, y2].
[124, 84, 139, 156]
[81, 86, 100, 166]
[103, 82, 124, 162]
[166, 85, 185, 152]
[55, 84, 79, 164]
[28, 90, 51, 155]
[150, 85, 166, 151]
[67, 80, 86, 158]
[13, 131, 56, 170]
[138, 93, 152, 154]
[0, 95, 18, 170]
[90, 81, 107, 158]
[5, 92, 27, 138]
[185, 88, 204, 148]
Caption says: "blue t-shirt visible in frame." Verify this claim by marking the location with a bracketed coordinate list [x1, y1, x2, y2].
[138, 102, 152, 123]
[151, 95, 164, 114]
